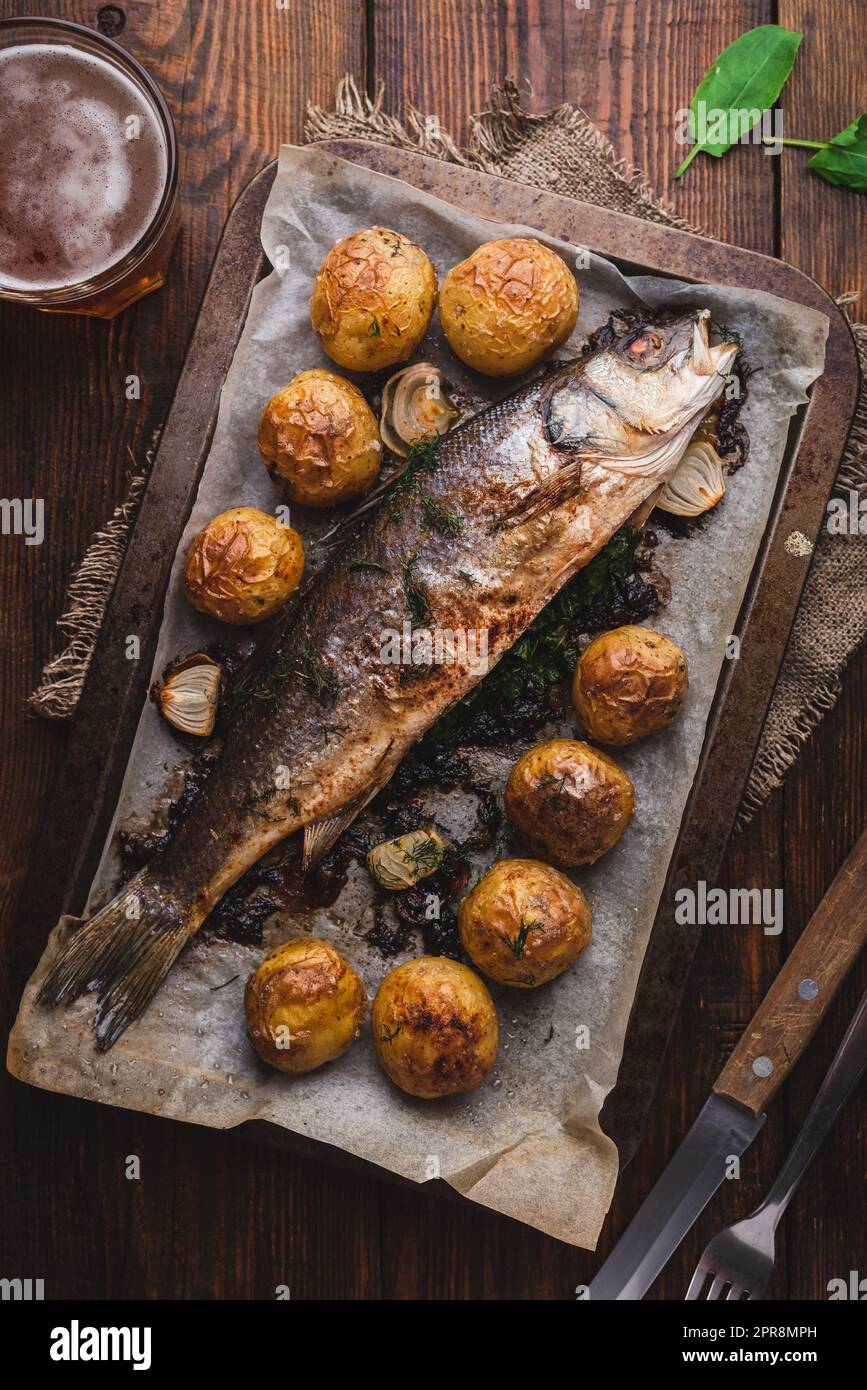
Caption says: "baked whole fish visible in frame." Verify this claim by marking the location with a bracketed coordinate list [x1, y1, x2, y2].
[39, 308, 737, 1049]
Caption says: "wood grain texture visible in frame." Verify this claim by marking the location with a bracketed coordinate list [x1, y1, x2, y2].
[714, 832, 867, 1114]
[0, 0, 371, 1304]
[775, 0, 867, 1305]
[1, 0, 864, 1301]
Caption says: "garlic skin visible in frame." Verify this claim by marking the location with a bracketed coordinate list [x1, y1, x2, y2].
[379, 363, 460, 457]
[367, 828, 446, 890]
[657, 440, 726, 517]
[156, 654, 222, 737]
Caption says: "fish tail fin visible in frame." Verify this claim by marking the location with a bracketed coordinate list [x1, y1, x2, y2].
[37, 871, 196, 1052]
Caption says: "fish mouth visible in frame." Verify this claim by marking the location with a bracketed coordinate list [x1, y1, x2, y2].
[691, 309, 739, 377]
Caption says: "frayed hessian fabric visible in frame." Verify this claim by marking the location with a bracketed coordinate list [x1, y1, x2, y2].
[27, 436, 160, 720]
[31, 79, 865, 826]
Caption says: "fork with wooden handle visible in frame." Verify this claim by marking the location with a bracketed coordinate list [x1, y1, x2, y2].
[686, 985, 867, 1300]
[590, 830, 867, 1301]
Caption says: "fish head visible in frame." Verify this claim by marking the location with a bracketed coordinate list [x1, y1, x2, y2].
[547, 309, 740, 477]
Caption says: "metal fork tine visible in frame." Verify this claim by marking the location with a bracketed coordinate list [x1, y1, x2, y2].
[685, 1266, 710, 1300]
[726, 1285, 746, 1300]
[707, 1273, 728, 1300]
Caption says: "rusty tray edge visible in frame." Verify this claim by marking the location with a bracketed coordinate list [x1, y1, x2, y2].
[16, 145, 860, 1184]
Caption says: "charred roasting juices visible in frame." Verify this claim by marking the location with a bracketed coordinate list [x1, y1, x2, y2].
[39, 309, 739, 1049]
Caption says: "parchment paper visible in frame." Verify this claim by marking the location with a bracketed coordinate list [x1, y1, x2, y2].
[8, 146, 829, 1248]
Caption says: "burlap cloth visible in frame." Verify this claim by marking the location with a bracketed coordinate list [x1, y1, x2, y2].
[30, 79, 867, 828]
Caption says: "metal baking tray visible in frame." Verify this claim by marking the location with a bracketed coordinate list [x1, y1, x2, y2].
[19, 141, 860, 1176]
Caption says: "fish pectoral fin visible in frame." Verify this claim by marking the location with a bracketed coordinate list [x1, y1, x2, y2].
[624, 484, 665, 530]
[493, 460, 584, 531]
[302, 745, 396, 871]
[302, 809, 361, 870]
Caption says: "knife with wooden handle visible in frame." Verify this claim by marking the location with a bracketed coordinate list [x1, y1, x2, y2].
[589, 829, 867, 1300]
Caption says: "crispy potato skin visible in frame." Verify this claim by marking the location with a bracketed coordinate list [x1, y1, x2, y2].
[573, 624, 688, 745]
[371, 957, 499, 1099]
[459, 858, 591, 988]
[184, 506, 304, 625]
[439, 237, 579, 377]
[258, 368, 382, 508]
[310, 226, 437, 372]
[245, 937, 366, 1074]
[504, 738, 634, 866]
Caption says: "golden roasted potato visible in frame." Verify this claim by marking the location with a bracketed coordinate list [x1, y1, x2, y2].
[244, 937, 366, 1074]
[371, 956, 499, 1099]
[310, 227, 437, 372]
[184, 506, 304, 625]
[459, 858, 591, 989]
[504, 738, 634, 866]
[259, 368, 382, 508]
[573, 624, 688, 745]
[439, 237, 578, 377]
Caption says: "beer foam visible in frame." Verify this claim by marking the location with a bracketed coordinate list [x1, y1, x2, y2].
[0, 43, 168, 291]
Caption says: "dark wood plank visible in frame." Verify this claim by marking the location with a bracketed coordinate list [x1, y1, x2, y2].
[778, 0, 867, 1303]
[1, 0, 862, 1302]
[370, 0, 795, 1302]
[0, 0, 372, 1302]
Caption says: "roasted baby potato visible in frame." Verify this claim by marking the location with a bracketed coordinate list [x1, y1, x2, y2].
[310, 226, 437, 372]
[244, 937, 366, 1074]
[371, 956, 499, 1099]
[459, 858, 591, 989]
[573, 624, 688, 745]
[505, 738, 634, 866]
[259, 368, 382, 507]
[184, 506, 304, 625]
[439, 237, 578, 377]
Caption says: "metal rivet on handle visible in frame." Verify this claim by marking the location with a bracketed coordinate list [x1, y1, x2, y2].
[798, 978, 819, 1000]
[752, 1056, 774, 1078]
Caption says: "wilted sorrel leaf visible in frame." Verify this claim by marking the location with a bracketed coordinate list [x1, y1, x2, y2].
[808, 114, 867, 192]
[676, 24, 803, 176]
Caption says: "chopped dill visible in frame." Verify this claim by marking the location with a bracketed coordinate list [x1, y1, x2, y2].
[499, 917, 544, 961]
[378, 1023, 401, 1044]
[299, 641, 338, 706]
[349, 558, 390, 574]
[457, 570, 474, 584]
[368, 316, 381, 337]
[422, 496, 464, 537]
[225, 646, 294, 722]
[401, 835, 444, 873]
[712, 320, 744, 353]
[239, 786, 273, 814]
[385, 436, 441, 522]
[426, 527, 644, 746]
[401, 552, 431, 625]
[537, 771, 570, 811]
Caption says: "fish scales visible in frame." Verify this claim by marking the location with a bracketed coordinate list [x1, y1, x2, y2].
[38, 309, 737, 1048]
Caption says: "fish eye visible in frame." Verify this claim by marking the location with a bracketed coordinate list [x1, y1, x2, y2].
[626, 329, 664, 358]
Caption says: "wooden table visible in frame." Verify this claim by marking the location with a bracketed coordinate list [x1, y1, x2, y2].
[1, 1, 864, 1300]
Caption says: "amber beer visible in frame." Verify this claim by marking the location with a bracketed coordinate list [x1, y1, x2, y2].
[0, 18, 178, 318]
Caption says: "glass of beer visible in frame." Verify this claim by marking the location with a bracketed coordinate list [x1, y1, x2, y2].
[0, 16, 178, 319]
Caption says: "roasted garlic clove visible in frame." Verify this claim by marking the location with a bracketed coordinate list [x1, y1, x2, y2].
[379, 363, 460, 457]
[156, 653, 222, 737]
[657, 440, 726, 517]
[366, 827, 447, 890]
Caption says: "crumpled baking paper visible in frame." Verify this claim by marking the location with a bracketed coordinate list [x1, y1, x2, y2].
[8, 146, 829, 1248]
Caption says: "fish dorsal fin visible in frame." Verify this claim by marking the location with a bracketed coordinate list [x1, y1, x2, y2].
[494, 460, 584, 531]
[302, 743, 396, 870]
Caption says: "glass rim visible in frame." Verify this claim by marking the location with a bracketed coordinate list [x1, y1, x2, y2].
[0, 15, 179, 305]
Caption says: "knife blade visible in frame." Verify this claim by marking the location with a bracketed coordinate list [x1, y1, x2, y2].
[589, 1094, 764, 1300]
[590, 829, 867, 1301]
